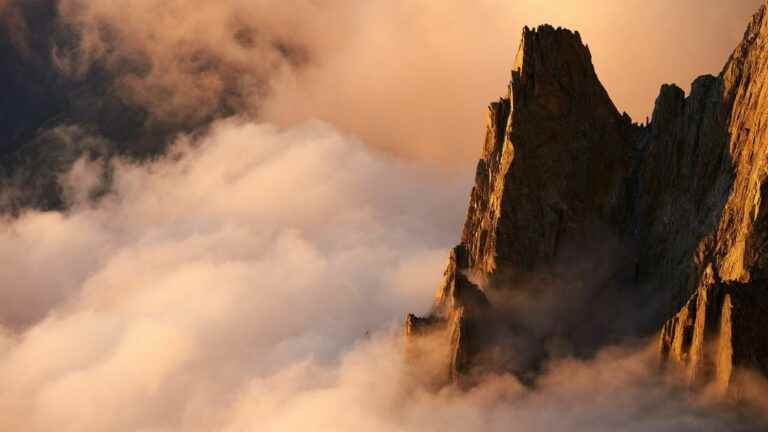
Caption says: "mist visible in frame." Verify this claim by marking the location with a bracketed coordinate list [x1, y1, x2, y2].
[0, 119, 764, 431]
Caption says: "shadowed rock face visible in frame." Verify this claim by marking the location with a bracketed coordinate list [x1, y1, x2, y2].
[407, 3, 768, 394]
[406, 25, 637, 384]
[460, 25, 633, 278]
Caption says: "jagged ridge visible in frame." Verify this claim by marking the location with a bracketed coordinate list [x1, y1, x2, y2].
[407, 3, 768, 395]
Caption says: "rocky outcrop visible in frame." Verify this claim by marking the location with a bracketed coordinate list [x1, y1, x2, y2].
[460, 26, 633, 277]
[405, 245, 489, 382]
[407, 3, 768, 393]
[406, 25, 636, 384]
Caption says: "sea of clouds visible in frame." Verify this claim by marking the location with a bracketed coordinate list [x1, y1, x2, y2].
[0, 119, 763, 431]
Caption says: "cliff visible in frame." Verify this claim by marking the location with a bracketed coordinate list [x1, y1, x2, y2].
[653, 4, 768, 393]
[407, 3, 768, 394]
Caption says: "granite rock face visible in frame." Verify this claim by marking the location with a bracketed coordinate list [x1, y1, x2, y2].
[408, 3, 768, 393]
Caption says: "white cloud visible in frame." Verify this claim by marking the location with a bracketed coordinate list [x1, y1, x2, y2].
[0, 120, 463, 431]
[0, 120, 762, 431]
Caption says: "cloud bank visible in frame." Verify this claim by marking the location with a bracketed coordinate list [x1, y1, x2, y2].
[0, 120, 764, 431]
[0, 119, 464, 430]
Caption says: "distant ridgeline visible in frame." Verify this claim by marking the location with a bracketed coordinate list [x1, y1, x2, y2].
[407, 3, 768, 397]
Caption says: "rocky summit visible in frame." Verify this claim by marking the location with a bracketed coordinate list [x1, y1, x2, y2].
[407, 3, 768, 395]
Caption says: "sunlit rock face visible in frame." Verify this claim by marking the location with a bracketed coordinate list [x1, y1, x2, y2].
[408, 3, 768, 393]
[654, 4, 768, 394]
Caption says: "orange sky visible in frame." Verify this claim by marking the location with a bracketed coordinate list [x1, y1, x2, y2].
[537, 0, 763, 121]
[262, 0, 764, 168]
[57, 0, 765, 168]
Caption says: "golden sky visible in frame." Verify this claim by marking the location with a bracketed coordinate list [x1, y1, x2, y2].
[58, 0, 764, 169]
[262, 0, 764, 168]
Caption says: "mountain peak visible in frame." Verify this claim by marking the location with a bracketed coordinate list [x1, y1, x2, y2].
[407, 23, 635, 384]
[514, 25, 589, 69]
[407, 1, 768, 395]
[508, 23, 620, 124]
